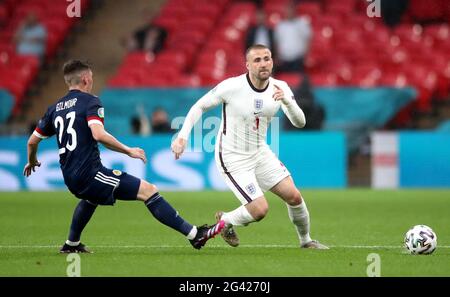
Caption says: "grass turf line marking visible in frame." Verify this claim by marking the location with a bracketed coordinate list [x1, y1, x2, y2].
[1, 244, 449, 249]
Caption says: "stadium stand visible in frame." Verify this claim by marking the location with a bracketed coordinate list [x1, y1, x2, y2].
[106, 0, 449, 125]
[0, 0, 91, 118]
[0, 0, 448, 187]
[1, 0, 449, 139]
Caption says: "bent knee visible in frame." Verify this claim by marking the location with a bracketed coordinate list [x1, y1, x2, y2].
[286, 190, 303, 206]
[250, 198, 269, 221]
[254, 206, 269, 221]
[137, 181, 158, 201]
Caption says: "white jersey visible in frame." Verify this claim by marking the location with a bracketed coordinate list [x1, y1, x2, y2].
[178, 73, 305, 156]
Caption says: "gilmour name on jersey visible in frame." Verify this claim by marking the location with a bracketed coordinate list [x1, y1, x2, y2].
[56, 98, 78, 112]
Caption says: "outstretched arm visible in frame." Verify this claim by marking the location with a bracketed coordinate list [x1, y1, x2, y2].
[274, 84, 306, 128]
[89, 123, 147, 163]
[23, 134, 42, 177]
[172, 89, 223, 159]
[177, 93, 223, 140]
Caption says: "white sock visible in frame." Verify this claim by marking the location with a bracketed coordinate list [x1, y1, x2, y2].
[65, 240, 80, 246]
[221, 205, 255, 226]
[186, 226, 198, 240]
[287, 201, 312, 245]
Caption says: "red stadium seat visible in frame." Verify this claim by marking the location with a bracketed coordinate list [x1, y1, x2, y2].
[181, 17, 215, 34]
[0, 4, 8, 25]
[275, 73, 303, 88]
[129, 51, 156, 62]
[379, 72, 409, 88]
[152, 15, 179, 33]
[352, 15, 380, 33]
[139, 75, 171, 87]
[107, 75, 140, 88]
[425, 23, 450, 52]
[310, 73, 338, 87]
[0, 43, 14, 59]
[395, 23, 423, 38]
[167, 42, 197, 67]
[205, 40, 235, 53]
[408, 0, 446, 21]
[168, 30, 207, 47]
[194, 4, 221, 19]
[173, 74, 201, 87]
[159, 5, 190, 21]
[196, 64, 226, 84]
[313, 14, 341, 30]
[226, 64, 246, 77]
[297, 2, 322, 20]
[154, 51, 187, 70]
[325, 0, 357, 16]
[351, 64, 382, 87]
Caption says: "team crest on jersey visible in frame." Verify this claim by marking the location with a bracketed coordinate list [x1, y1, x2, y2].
[98, 107, 104, 118]
[112, 170, 122, 176]
[245, 183, 256, 195]
[254, 99, 263, 110]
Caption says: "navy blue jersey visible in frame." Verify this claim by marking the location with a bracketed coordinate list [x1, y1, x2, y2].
[34, 89, 105, 189]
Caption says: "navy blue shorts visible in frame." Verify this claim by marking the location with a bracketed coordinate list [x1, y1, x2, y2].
[71, 166, 141, 206]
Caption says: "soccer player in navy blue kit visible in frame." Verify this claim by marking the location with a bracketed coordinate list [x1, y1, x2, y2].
[23, 60, 224, 253]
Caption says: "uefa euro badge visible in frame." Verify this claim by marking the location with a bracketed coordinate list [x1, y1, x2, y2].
[112, 170, 122, 176]
[254, 99, 263, 110]
[245, 183, 256, 195]
[98, 107, 104, 118]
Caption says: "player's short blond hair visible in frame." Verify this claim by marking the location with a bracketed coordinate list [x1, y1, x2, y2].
[245, 44, 271, 60]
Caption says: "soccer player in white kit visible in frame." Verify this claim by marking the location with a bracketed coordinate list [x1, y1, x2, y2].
[171, 44, 328, 249]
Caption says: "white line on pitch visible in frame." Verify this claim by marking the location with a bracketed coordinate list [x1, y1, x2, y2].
[0, 244, 449, 249]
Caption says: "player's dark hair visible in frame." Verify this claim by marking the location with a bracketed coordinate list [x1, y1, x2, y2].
[62, 60, 91, 85]
[245, 44, 270, 59]
[63, 60, 91, 75]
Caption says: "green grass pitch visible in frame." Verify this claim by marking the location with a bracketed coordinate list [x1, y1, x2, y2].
[0, 190, 449, 276]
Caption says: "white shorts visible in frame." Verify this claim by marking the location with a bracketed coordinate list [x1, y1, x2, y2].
[215, 146, 291, 205]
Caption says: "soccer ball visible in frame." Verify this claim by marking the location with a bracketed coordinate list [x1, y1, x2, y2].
[404, 225, 437, 255]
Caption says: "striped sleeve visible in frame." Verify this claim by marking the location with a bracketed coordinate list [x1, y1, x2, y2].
[33, 127, 48, 139]
[86, 96, 104, 126]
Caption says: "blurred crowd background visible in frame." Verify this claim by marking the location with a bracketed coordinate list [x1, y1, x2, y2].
[0, 0, 448, 187]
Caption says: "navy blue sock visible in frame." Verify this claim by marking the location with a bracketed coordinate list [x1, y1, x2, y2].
[68, 200, 97, 242]
[145, 193, 193, 236]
